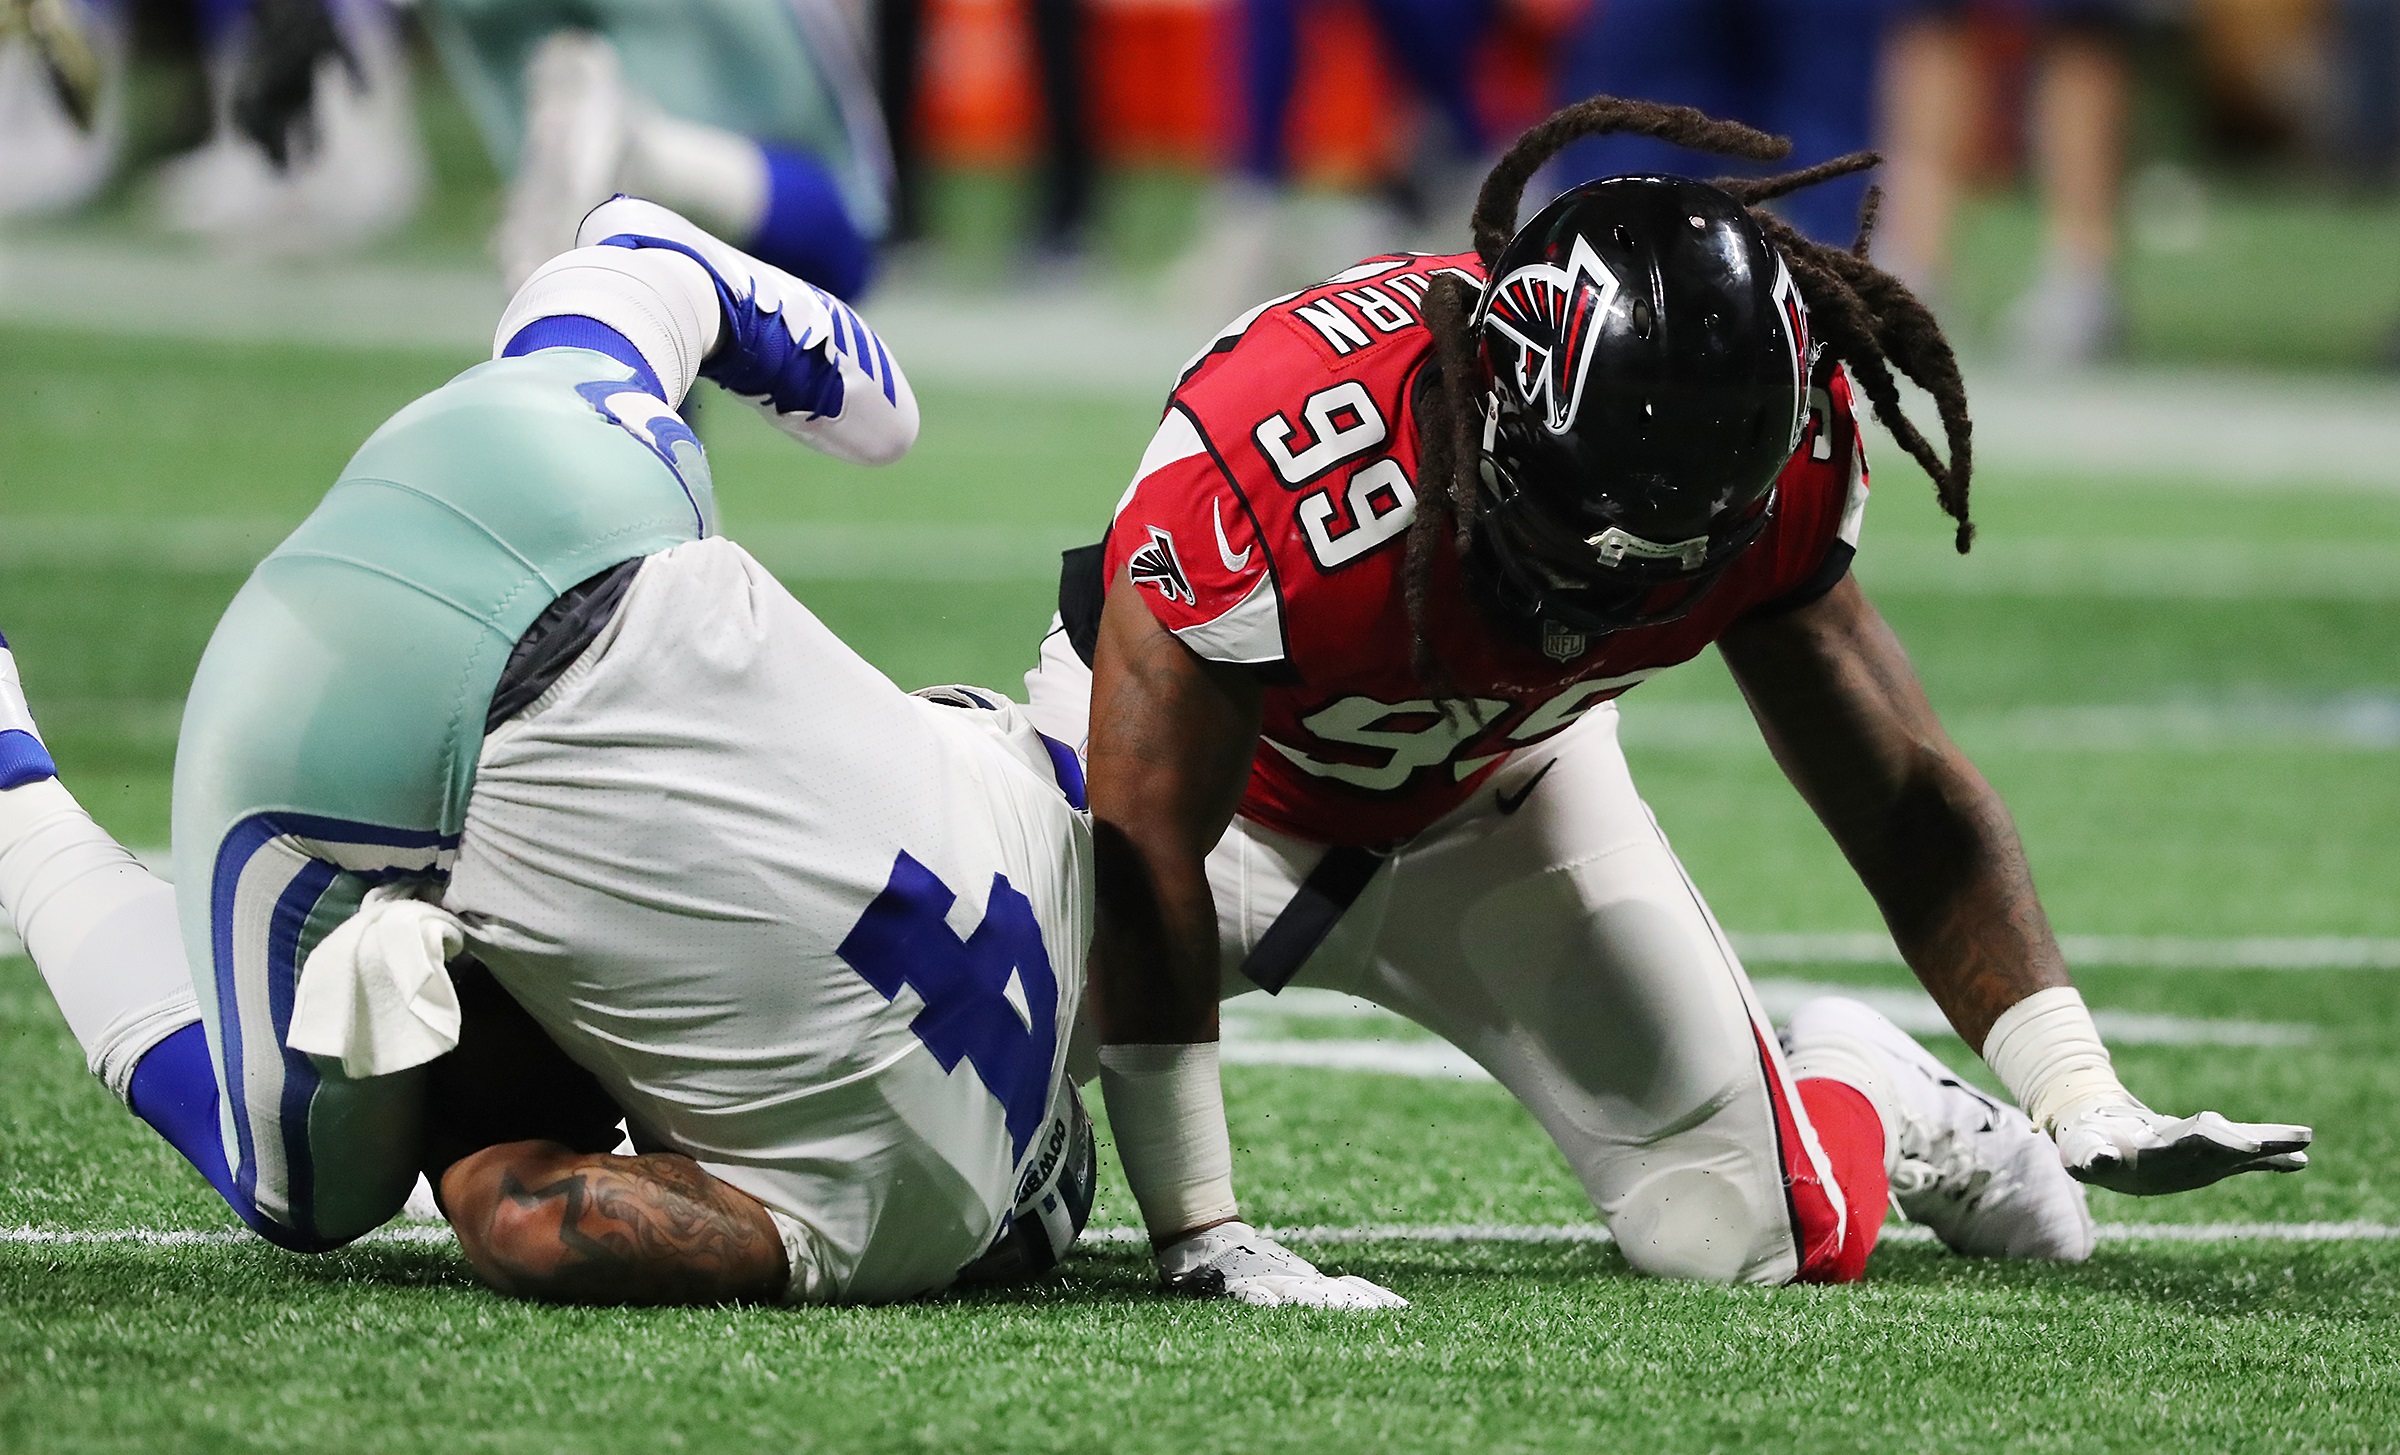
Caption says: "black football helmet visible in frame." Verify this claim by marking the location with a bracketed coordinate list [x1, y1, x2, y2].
[1465, 175, 1813, 639]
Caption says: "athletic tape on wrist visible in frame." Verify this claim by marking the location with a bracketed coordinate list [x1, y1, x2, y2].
[1980, 986, 2130, 1132]
[1097, 1042, 1240, 1241]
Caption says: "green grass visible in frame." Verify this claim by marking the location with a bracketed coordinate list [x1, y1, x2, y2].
[1949, 184, 2400, 370]
[3, 322, 2399, 1450]
[6, 954, 2400, 1452]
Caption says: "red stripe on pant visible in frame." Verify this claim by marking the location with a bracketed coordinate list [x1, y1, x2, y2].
[1751, 1025, 1890, 1283]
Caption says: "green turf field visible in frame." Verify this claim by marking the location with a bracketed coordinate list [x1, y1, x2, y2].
[3, 315, 2398, 1452]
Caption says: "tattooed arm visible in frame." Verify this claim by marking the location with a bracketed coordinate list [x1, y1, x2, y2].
[441, 1140, 789, 1305]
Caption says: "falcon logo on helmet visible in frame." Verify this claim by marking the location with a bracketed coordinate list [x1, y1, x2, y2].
[1482, 234, 1622, 437]
[1768, 255, 1812, 452]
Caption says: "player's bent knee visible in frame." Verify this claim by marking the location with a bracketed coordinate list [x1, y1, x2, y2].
[1607, 1165, 1790, 1285]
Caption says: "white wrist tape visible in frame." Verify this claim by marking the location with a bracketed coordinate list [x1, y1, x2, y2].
[1098, 1042, 1239, 1241]
[1980, 986, 2132, 1132]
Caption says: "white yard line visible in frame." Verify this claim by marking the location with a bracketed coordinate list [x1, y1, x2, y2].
[1743, 978, 2314, 1045]
[1731, 932, 2400, 971]
[1217, 979, 2313, 1086]
[4, 1220, 2394, 1250]
[1620, 698, 2400, 753]
[18, 686, 2400, 759]
[0, 1224, 457, 1247]
[1221, 1034, 1491, 1081]
[1082, 1221, 2400, 1247]
[11, 239, 2400, 492]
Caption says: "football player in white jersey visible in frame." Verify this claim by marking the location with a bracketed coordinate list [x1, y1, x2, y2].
[0, 198, 1094, 1305]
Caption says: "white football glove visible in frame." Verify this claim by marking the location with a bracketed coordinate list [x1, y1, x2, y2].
[1156, 1222, 1407, 1310]
[2052, 1095, 2311, 1196]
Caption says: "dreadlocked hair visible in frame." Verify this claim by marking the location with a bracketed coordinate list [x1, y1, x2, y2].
[1406, 95, 1974, 692]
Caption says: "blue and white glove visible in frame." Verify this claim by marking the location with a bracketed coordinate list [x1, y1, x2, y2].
[575, 196, 919, 467]
[1985, 987, 2311, 1196]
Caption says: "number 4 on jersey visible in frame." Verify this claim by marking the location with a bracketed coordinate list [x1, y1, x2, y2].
[837, 852, 1059, 1157]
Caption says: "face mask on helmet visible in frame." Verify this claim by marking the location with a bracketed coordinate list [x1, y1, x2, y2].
[1468, 428, 1778, 635]
[1467, 175, 1811, 637]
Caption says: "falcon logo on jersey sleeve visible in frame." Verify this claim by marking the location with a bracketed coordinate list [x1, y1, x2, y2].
[1128, 525, 1196, 605]
[1482, 234, 1620, 435]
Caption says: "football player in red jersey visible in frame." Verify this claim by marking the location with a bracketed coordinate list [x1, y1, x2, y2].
[1025, 98, 2312, 1308]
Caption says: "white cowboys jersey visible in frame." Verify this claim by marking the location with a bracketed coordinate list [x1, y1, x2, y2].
[443, 538, 1091, 1302]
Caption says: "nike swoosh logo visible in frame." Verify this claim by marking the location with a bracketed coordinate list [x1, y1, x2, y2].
[1494, 758, 1556, 816]
[1214, 499, 1252, 572]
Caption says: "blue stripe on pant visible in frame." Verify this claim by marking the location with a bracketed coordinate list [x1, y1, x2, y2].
[205, 814, 459, 1249]
[169, 348, 712, 1251]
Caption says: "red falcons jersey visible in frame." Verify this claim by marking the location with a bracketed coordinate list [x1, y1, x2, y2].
[1103, 252, 1871, 849]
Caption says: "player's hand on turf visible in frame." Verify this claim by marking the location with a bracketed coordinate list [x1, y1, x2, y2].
[2052, 1096, 2311, 1196]
[1156, 1221, 1407, 1310]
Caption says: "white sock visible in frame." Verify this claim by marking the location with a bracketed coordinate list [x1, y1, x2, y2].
[620, 110, 770, 245]
[491, 243, 723, 408]
[0, 778, 197, 1100]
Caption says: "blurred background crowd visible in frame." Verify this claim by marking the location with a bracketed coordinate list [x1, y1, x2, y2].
[5, 0, 2400, 372]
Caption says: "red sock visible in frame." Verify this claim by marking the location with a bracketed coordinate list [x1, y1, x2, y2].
[1792, 1077, 1890, 1283]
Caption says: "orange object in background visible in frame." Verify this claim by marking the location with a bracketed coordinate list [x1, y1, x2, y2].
[1089, 0, 1226, 168]
[921, 0, 1406, 178]
[1480, 0, 1581, 142]
[920, 0, 1040, 167]
[1281, 2, 1404, 186]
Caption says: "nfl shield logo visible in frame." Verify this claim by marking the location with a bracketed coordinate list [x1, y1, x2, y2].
[1540, 620, 1587, 662]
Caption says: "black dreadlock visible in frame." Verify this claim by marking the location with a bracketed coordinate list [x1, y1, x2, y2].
[1406, 96, 1974, 691]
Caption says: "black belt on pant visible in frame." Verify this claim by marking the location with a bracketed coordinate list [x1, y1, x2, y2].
[1238, 844, 1389, 995]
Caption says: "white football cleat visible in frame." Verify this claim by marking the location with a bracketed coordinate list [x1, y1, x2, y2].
[574, 195, 919, 466]
[1785, 996, 2095, 1262]
[1157, 1221, 1408, 1310]
[497, 30, 630, 291]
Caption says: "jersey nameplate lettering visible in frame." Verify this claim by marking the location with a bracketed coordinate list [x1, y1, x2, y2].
[1285, 264, 1482, 357]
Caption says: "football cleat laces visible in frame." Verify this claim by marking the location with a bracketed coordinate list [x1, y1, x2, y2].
[1787, 995, 2095, 1262]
